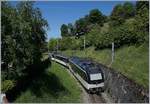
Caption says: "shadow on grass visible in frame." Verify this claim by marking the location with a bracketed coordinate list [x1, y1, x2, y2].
[6, 58, 69, 102]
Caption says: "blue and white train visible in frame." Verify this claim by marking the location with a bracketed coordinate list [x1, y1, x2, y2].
[49, 52, 105, 93]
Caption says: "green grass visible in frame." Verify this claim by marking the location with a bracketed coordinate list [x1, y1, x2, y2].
[63, 44, 149, 88]
[15, 61, 82, 103]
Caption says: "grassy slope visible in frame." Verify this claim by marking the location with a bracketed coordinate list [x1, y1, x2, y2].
[15, 61, 82, 103]
[63, 44, 149, 88]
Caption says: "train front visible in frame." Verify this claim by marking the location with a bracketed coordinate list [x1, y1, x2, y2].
[82, 61, 105, 93]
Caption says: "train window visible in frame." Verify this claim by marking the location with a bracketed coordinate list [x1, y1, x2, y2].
[70, 62, 87, 81]
[76, 67, 87, 81]
[71, 63, 77, 73]
[90, 73, 102, 81]
[81, 72, 87, 81]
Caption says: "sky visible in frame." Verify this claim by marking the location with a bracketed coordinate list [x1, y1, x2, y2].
[11, 1, 136, 41]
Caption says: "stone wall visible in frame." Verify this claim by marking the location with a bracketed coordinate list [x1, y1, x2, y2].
[98, 63, 149, 103]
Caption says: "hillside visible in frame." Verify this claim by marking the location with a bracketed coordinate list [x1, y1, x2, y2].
[63, 43, 149, 88]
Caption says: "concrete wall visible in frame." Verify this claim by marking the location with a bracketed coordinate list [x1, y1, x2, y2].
[99, 63, 149, 103]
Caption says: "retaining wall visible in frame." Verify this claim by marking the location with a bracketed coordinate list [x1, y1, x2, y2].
[99, 63, 149, 103]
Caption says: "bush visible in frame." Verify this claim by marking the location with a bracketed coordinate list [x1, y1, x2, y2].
[2, 1, 48, 83]
[59, 37, 71, 50]
[58, 37, 82, 50]
[85, 17, 146, 49]
[48, 38, 58, 51]
[110, 22, 138, 47]
[86, 25, 112, 49]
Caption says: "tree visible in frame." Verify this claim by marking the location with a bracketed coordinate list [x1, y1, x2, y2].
[59, 37, 72, 50]
[134, 1, 149, 43]
[102, 15, 108, 23]
[88, 9, 104, 26]
[60, 24, 69, 37]
[58, 37, 82, 50]
[110, 4, 125, 26]
[41, 41, 48, 53]
[136, 1, 149, 12]
[1, 1, 48, 92]
[48, 38, 58, 51]
[75, 17, 89, 37]
[1, 1, 15, 81]
[68, 23, 75, 36]
[110, 2, 136, 26]
[123, 2, 135, 19]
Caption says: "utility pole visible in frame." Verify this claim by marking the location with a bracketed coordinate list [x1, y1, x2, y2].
[112, 42, 114, 63]
[57, 39, 59, 53]
[84, 36, 85, 50]
[84, 36, 86, 55]
[72, 37, 74, 56]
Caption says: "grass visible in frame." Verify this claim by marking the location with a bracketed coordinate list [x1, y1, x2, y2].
[11, 59, 81, 103]
[63, 43, 149, 88]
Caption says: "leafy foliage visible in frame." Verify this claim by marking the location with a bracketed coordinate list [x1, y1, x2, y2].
[68, 23, 75, 36]
[60, 9, 106, 38]
[75, 17, 90, 37]
[48, 38, 58, 51]
[88, 9, 105, 26]
[86, 24, 112, 49]
[60, 24, 69, 37]
[110, 2, 135, 26]
[48, 37, 82, 51]
[59, 37, 82, 50]
[134, 1, 149, 43]
[123, 2, 135, 19]
[55, 1, 149, 51]
[110, 4, 125, 26]
[2, 1, 48, 91]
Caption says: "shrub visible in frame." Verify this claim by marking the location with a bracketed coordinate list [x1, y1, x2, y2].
[58, 37, 82, 50]
[48, 38, 58, 51]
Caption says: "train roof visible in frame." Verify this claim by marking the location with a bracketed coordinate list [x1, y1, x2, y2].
[52, 52, 68, 59]
[70, 57, 103, 74]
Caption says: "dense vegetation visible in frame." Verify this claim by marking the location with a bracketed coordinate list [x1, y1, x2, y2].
[1, 1, 48, 93]
[48, 1, 149, 50]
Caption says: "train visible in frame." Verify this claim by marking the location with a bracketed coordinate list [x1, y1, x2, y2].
[49, 52, 105, 93]
[50, 52, 69, 67]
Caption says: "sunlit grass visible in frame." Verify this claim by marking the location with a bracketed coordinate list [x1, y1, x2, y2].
[15, 61, 82, 103]
[63, 44, 149, 88]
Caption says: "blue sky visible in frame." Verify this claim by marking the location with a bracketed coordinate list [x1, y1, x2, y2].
[11, 1, 136, 41]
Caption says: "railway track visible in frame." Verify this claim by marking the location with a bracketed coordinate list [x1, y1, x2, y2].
[88, 93, 106, 103]
[80, 86, 106, 103]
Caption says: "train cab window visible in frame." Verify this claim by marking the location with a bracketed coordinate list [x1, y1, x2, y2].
[90, 73, 102, 81]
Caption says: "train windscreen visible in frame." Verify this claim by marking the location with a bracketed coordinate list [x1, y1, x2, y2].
[90, 73, 102, 81]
